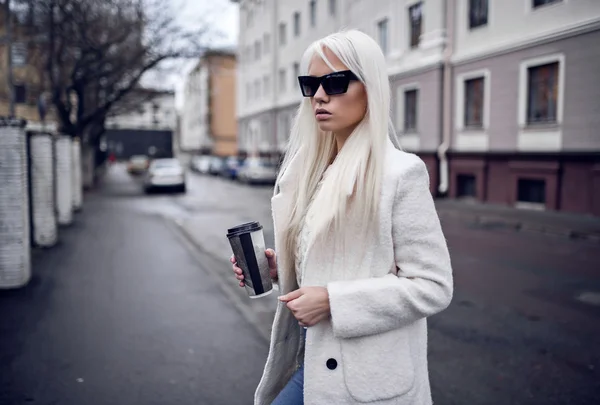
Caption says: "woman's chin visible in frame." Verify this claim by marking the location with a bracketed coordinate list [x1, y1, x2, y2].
[317, 123, 337, 133]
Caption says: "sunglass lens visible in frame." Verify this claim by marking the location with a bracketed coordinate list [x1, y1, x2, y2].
[299, 77, 319, 97]
[323, 76, 350, 95]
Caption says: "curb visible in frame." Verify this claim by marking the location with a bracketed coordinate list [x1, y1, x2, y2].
[163, 216, 274, 345]
[438, 210, 600, 242]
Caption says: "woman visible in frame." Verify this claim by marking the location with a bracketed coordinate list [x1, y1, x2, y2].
[231, 29, 453, 405]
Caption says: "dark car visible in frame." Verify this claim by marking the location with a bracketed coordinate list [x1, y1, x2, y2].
[220, 156, 245, 179]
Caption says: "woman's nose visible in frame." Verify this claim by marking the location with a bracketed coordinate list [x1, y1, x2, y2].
[313, 84, 329, 103]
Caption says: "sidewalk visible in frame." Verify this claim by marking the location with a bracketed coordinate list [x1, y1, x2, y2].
[435, 199, 600, 242]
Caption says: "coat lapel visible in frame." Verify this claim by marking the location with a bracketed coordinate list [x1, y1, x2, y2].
[271, 150, 303, 295]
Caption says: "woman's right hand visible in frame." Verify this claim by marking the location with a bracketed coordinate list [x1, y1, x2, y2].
[231, 249, 278, 287]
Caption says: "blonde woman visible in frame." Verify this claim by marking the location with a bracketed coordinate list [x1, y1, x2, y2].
[231, 29, 453, 405]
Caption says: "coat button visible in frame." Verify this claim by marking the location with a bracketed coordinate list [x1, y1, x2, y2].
[326, 358, 337, 370]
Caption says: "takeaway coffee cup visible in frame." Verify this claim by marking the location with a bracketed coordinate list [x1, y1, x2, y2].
[227, 221, 273, 299]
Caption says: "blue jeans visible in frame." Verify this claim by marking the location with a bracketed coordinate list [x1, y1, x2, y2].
[270, 363, 304, 405]
[270, 328, 306, 405]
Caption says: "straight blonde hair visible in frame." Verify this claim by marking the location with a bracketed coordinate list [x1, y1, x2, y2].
[277, 29, 400, 267]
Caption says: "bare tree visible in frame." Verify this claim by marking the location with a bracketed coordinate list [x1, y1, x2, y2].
[19, 0, 218, 145]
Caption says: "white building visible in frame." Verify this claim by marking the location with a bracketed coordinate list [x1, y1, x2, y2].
[232, 0, 600, 217]
[232, 0, 445, 158]
[106, 90, 176, 131]
[180, 49, 238, 155]
[181, 61, 211, 153]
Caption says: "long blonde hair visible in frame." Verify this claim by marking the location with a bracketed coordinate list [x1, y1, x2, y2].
[278, 29, 400, 265]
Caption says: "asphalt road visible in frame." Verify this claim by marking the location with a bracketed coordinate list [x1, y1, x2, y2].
[1, 163, 599, 405]
[0, 166, 268, 405]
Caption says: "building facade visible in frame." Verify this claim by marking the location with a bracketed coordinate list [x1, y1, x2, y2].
[106, 90, 176, 131]
[232, 0, 600, 216]
[104, 89, 176, 160]
[180, 50, 238, 157]
[448, 0, 600, 216]
[0, 5, 56, 126]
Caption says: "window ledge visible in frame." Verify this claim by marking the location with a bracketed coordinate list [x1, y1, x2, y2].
[521, 122, 560, 132]
[401, 130, 419, 136]
[468, 23, 489, 31]
[460, 126, 486, 133]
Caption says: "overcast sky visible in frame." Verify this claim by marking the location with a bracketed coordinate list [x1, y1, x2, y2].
[142, 0, 239, 110]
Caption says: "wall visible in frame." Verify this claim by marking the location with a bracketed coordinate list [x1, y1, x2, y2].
[453, 0, 600, 63]
[452, 29, 600, 153]
[210, 55, 238, 156]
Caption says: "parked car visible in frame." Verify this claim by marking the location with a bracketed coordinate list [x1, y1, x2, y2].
[190, 155, 211, 174]
[220, 156, 245, 179]
[127, 155, 149, 175]
[208, 156, 226, 175]
[144, 158, 186, 193]
[237, 157, 278, 185]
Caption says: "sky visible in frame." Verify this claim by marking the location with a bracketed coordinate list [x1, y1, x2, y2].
[142, 0, 239, 110]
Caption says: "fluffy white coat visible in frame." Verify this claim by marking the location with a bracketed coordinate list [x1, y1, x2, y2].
[255, 140, 454, 404]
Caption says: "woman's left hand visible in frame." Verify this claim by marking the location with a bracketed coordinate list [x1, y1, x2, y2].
[278, 287, 331, 327]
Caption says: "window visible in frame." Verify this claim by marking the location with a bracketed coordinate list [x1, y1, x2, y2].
[310, 0, 317, 27]
[293, 62, 300, 87]
[329, 0, 337, 16]
[469, 0, 488, 29]
[254, 40, 261, 60]
[517, 179, 546, 204]
[404, 89, 418, 131]
[246, 8, 254, 28]
[527, 62, 559, 124]
[279, 23, 287, 46]
[408, 2, 423, 49]
[14, 84, 26, 104]
[533, 0, 562, 8]
[293, 12, 301, 37]
[377, 19, 389, 55]
[279, 68, 287, 92]
[457, 174, 477, 198]
[255, 79, 261, 98]
[263, 33, 271, 53]
[263, 76, 270, 96]
[464, 77, 485, 128]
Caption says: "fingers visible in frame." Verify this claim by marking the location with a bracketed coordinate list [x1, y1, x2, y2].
[231, 255, 245, 287]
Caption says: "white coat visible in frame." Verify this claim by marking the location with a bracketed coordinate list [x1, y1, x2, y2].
[255, 139, 454, 405]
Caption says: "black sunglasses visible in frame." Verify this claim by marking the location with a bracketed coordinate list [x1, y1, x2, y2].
[297, 70, 360, 97]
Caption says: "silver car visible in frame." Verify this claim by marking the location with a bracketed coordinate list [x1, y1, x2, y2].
[237, 157, 278, 185]
[144, 158, 186, 193]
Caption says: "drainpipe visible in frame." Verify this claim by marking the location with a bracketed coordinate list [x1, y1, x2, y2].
[437, 0, 455, 196]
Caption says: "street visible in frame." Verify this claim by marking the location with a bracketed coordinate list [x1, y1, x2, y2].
[1, 163, 599, 405]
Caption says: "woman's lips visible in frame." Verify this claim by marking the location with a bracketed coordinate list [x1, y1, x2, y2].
[315, 109, 332, 120]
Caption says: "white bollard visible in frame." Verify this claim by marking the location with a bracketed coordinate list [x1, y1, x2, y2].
[71, 138, 83, 211]
[55, 135, 73, 226]
[29, 132, 58, 248]
[0, 120, 31, 288]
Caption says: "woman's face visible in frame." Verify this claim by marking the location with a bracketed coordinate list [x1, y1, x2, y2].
[307, 48, 367, 137]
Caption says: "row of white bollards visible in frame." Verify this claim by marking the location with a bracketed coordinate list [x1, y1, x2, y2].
[0, 119, 84, 289]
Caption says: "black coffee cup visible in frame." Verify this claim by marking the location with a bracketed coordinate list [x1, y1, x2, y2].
[227, 222, 273, 298]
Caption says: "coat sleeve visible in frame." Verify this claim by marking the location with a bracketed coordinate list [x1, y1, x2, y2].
[327, 157, 453, 339]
